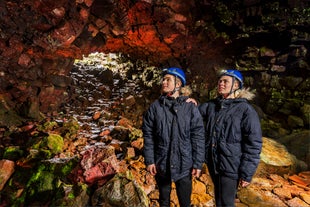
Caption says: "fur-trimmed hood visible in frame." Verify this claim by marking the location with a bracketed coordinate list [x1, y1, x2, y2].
[180, 85, 192, 96]
[223, 87, 256, 100]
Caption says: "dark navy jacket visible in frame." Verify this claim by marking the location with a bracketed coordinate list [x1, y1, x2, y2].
[142, 95, 205, 181]
[199, 96, 262, 182]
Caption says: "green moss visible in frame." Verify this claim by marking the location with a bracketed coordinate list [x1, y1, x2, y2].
[3, 146, 24, 160]
[31, 138, 43, 150]
[129, 128, 143, 141]
[46, 134, 64, 154]
[26, 133, 63, 160]
[37, 121, 58, 131]
[21, 162, 78, 205]
[59, 157, 79, 176]
[25, 165, 56, 203]
[68, 191, 75, 199]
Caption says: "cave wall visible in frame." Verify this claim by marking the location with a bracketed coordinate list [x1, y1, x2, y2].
[0, 0, 309, 127]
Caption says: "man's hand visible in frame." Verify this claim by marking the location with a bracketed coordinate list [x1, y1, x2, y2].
[147, 164, 157, 176]
[239, 179, 250, 188]
[191, 168, 201, 178]
[186, 98, 198, 106]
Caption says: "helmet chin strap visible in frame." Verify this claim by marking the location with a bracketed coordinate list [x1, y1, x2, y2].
[166, 87, 180, 97]
[228, 78, 236, 96]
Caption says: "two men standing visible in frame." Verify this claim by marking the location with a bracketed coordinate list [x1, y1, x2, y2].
[143, 68, 262, 207]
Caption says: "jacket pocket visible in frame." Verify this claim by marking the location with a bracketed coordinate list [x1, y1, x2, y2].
[179, 139, 192, 171]
[155, 144, 168, 174]
[219, 142, 241, 174]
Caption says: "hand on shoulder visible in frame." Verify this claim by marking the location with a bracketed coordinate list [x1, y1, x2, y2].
[186, 98, 198, 106]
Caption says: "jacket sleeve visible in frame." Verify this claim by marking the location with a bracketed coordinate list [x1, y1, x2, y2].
[190, 104, 206, 170]
[198, 103, 208, 121]
[239, 104, 263, 182]
[198, 102, 209, 162]
[142, 105, 156, 166]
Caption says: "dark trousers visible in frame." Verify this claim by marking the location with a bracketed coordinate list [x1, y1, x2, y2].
[155, 175, 192, 207]
[212, 174, 238, 207]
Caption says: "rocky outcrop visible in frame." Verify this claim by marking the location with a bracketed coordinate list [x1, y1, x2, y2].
[257, 137, 307, 177]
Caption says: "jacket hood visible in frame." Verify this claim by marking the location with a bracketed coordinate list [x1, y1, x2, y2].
[180, 85, 192, 96]
[234, 88, 256, 100]
[216, 87, 256, 101]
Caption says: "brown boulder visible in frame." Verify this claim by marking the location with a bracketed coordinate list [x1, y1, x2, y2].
[256, 137, 301, 177]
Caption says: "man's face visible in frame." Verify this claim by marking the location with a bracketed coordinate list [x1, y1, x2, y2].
[162, 74, 180, 93]
[217, 75, 239, 96]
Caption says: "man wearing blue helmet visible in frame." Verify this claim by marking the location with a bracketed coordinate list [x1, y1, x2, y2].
[198, 69, 262, 207]
[218, 69, 244, 98]
[142, 67, 205, 207]
[161, 67, 186, 96]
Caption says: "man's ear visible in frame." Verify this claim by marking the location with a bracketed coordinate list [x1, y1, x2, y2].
[233, 81, 240, 90]
[176, 78, 182, 87]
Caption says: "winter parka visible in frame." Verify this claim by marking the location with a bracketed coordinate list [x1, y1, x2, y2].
[142, 95, 205, 181]
[199, 89, 262, 182]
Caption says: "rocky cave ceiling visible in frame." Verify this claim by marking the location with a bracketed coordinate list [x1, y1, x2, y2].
[0, 0, 271, 69]
[1, 0, 308, 72]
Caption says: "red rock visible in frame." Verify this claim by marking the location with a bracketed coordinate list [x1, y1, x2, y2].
[300, 193, 310, 205]
[99, 129, 110, 137]
[125, 147, 135, 159]
[83, 162, 116, 185]
[21, 124, 35, 132]
[0, 160, 15, 190]
[117, 117, 133, 128]
[18, 54, 32, 68]
[79, 8, 90, 21]
[131, 138, 144, 150]
[84, 0, 94, 7]
[51, 7, 65, 18]
[284, 184, 305, 197]
[289, 174, 310, 188]
[269, 174, 290, 186]
[272, 186, 292, 200]
[286, 197, 309, 207]
[124, 95, 136, 106]
[92, 111, 101, 120]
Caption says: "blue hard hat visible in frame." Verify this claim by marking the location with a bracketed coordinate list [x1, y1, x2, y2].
[162, 67, 186, 86]
[219, 69, 243, 89]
